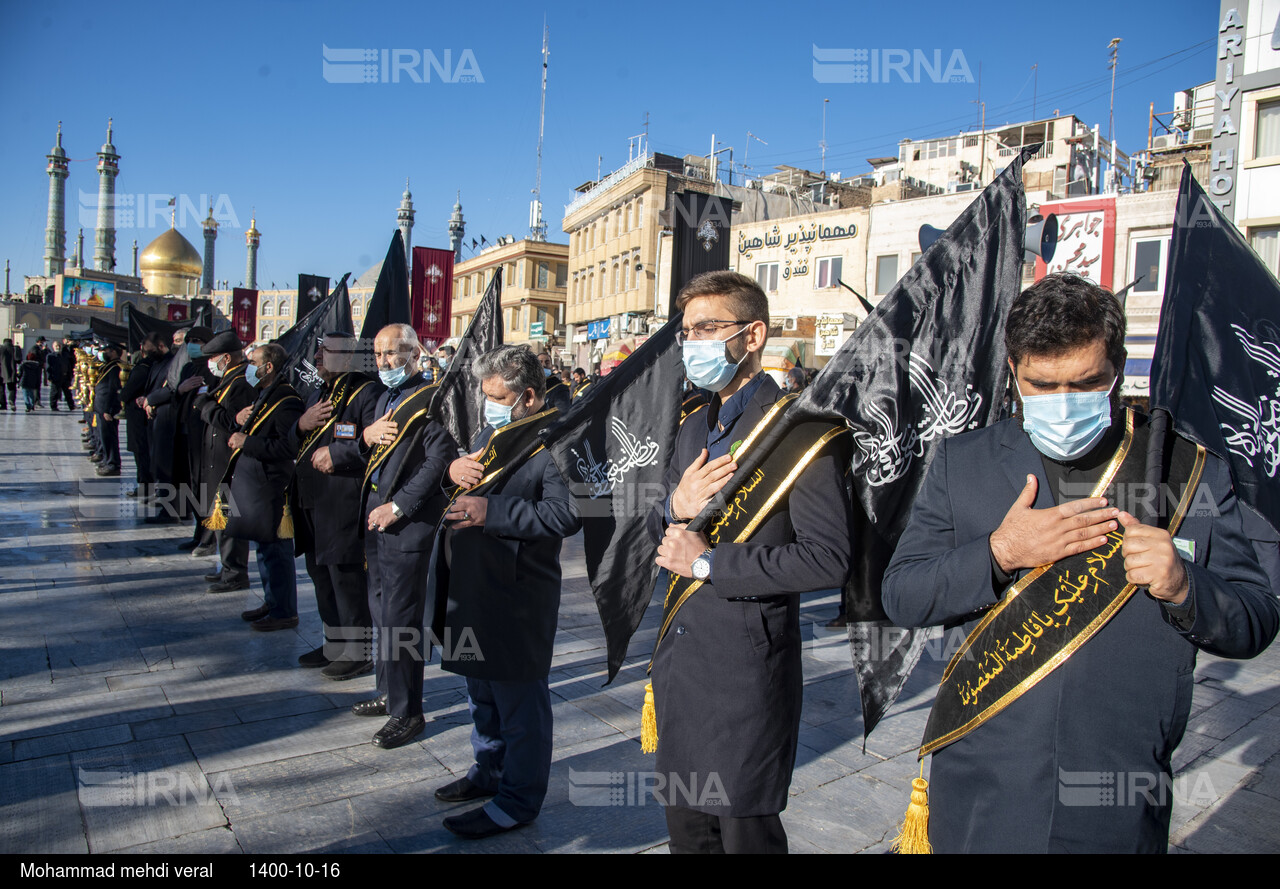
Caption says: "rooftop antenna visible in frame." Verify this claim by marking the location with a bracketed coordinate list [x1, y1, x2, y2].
[529, 20, 550, 241]
[744, 131, 768, 174]
[1107, 38, 1122, 148]
[820, 98, 829, 175]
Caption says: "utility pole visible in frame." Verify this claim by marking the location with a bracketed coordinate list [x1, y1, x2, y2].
[1032, 63, 1038, 119]
[1107, 38, 1122, 148]
[530, 20, 550, 241]
[820, 98, 829, 176]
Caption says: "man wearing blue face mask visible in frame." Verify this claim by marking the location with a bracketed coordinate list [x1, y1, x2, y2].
[351, 324, 455, 750]
[882, 273, 1279, 853]
[646, 271, 853, 854]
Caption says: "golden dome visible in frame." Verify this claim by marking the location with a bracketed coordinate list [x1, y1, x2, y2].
[140, 227, 203, 278]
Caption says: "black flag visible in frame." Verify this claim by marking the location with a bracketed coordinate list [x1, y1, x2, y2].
[359, 230, 412, 343]
[297, 273, 330, 319]
[788, 145, 1035, 740]
[668, 192, 732, 316]
[274, 273, 354, 397]
[430, 269, 503, 450]
[1151, 165, 1280, 532]
[541, 315, 686, 682]
[125, 308, 191, 352]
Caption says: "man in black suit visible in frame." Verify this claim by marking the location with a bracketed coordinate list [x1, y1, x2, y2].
[0, 338, 17, 411]
[91, 343, 125, 477]
[881, 274, 1280, 852]
[46, 340, 76, 411]
[536, 350, 570, 412]
[224, 343, 304, 632]
[352, 323, 455, 749]
[288, 332, 382, 679]
[121, 334, 162, 498]
[647, 271, 852, 854]
[431, 345, 580, 839]
[195, 331, 257, 594]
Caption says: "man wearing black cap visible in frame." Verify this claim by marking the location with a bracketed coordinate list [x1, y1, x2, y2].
[146, 326, 214, 537]
[92, 343, 125, 477]
[224, 343, 304, 631]
[195, 330, 257, 593]
[288, 331, 383, 677]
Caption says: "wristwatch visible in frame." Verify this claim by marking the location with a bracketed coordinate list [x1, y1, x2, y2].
[389, 501, 404, 518]
[691, 548, 714, 581]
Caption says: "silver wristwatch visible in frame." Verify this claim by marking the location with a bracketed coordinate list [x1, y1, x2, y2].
[691, 548, 714, 581]
[389, 501, 404, 518]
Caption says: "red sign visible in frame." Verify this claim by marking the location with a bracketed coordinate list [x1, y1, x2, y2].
[232, 288, 259, 345]
[1035, 197, 1115, 288]
[167, 302, 189, 322]
[411, 246, 454, 352]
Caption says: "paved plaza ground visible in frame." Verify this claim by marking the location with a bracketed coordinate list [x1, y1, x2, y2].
[1, 408, 1278, 854]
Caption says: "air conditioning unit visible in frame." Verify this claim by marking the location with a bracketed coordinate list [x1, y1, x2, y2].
[783, 317, 798, 331]
[629, 316, 645, 335]
[1152, 134, 1177, 150]
[1190, 126, 1213, 144]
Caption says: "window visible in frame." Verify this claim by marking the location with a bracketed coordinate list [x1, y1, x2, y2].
[537, 262, 549, 290]
[260, 298, 273, 315]
[756, 262, 779, 292]
[622, 259, 630, 290]
[626, 202, 633, 231]
[636, 197, 643, 227]
[815, 256, 842, 289]
[910, 251, 922, 266]
[509, 307, 519, 331]
[1250, 226, 1279, 277]
[1256, 100, 1280, 159]
[612, 261, 620, 294]
[279, 302, 290, 317]
[1129, 236, 1169, 294]
[603, 215, 609, 241]
[875, 255, 899, 295]
[259, 322, 271, 340]
[555, 263, 567, 288]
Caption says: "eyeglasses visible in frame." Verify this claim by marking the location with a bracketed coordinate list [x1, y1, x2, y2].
[676, 319, 752, 346]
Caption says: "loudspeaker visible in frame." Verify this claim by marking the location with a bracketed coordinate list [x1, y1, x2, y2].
[918, 224, 945, 253]
[1024, 213, 1058, 263]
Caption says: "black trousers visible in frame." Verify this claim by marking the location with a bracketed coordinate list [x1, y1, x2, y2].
[50, 382, 75, 409]
[365, 526, 433, 718]
[665, 806, 788, 854]
[97, 415, 120, 470]
[218, 528, 249, 583]
[129, 421, 152, 485]
[0, 381, 11, 409]
[303, 550, 371, 661]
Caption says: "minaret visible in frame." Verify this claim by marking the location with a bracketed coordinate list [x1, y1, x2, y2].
[44, 122, 69, 277]
[132, 240, 139, 278]
[397, 179, 415, 273]
[245, 215, 260, 290]
[94, 118, 120, 272]
[448, 192, 466, 262]
[202, 204, 218, 292]
[73, 228, 84, 269]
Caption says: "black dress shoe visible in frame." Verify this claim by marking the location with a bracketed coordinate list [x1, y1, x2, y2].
[351, 694, 388, 717]
[298, 646, 330, 668]
[95, 466, 120, 477]
[320, 658, 374, 681]
[372, 715, 425, 749]
[442, 806, 523, 839]
[435, 776, 496, 803]
[88, 453, 103, 462]
[251, 614, 299, 632]
[203, 571, 222, 582]
[191, 544, 217, 558]
[240, 604, 270, 622]
[209, 577, 250, 594]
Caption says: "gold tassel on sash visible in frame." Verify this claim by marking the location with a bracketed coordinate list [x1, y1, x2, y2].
[277, 497, 294, 539]
[890, 763, 933, 854]
[640, 682, 658, 754]
[204, 492, 227, 531]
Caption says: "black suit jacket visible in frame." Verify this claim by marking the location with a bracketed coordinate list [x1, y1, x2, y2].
[358, 374, 455, 553]
[288, 373, 384, 565]
[92, 361, 122, 417]
[194, 362, 258, 512]
[225, 381, 305, 543]
[882, 414, 1280, 853]
[432, 429, 581, 681]
[645, 373, 854, 818]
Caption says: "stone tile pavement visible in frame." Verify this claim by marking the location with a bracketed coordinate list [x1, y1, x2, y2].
[1, 408, 1277, 853]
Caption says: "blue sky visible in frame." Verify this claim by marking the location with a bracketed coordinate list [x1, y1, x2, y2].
[0, 0, 1221, 289]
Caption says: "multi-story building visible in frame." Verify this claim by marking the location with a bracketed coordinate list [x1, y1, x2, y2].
[449, 236, 569, 352]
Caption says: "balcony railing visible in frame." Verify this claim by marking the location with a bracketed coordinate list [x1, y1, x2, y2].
[564, 153, 651, 218]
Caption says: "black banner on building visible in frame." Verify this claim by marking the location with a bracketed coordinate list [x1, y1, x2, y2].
[668, 192, 733, 315]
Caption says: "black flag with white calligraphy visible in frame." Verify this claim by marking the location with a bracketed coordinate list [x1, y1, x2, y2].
[430, 269, 503, 451]
[274, 273, 354, 397]
[785, 145, 1034, 740]
[540, 314, 686, 682]
[1151, 164, 1280, 533]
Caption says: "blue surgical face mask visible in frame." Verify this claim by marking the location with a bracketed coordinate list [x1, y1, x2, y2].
[245, 363, 261, 388]
[438, 357, 449, 369]
[683, 325, 749, 392]
[379, 363, 410, 389]
[485, 398, 514, 429]
[186, 343, 203, 359]
[544, 367, 554, 377]
[1017, 377, 1117, 461]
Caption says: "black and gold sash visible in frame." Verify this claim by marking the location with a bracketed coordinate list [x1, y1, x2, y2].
[360, 382, 440, 492]
[296, 372, 375, 464]
[919, 409, 1206, 756]
[204, 385, 305, 531]
[681, 389, 710, 422]
[214, 363, 248, 405]
[93, 360, 120, 387]
[651, 395, 850, 662]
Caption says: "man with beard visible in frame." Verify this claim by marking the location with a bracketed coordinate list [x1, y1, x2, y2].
[195, 331, 257, 594]
[288, 331, 382, 678]
[46, 340, 76, 411]
[351, 323, 454, 749]
[882, 273, 1280, 853]
[223, 343, 304, 631]
[90, 343, 125, 476]
[146, 326, 213, 532]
